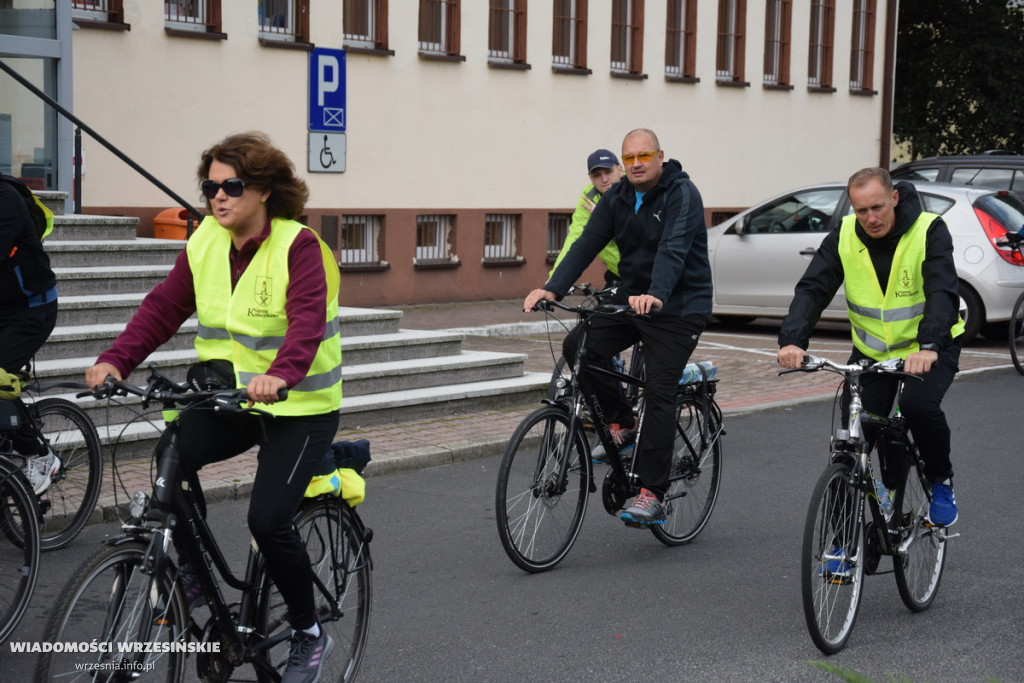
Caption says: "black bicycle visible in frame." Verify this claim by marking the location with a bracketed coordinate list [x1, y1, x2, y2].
[1000, 232, 1024, 374]
[495, 301, 723, 573]
[0, 452, 41, 643]
[782, 355, 955, 654]
[1, 369, 103, 551]
[35, 365, 372, 682]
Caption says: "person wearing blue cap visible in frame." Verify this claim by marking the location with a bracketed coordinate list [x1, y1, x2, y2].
[549, 149, 624, 285]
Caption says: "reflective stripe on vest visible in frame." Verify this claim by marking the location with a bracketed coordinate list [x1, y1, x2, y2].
[839, 212, 964, 359]
[188, 216, 342, 416]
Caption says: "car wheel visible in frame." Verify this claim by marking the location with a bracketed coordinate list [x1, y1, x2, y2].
[958, 283, 983, 345]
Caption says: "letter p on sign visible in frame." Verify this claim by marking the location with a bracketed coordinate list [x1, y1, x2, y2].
[309, 48, 346, 132]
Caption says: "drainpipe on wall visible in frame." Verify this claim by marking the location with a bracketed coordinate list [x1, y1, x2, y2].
[880, 0, 899, 168]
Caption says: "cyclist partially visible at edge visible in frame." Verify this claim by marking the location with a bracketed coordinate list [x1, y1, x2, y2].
[524, 127, 713, 528]
[85, 132, 342, 683]
[777, 166, 962, 527]
[549, 148, 624, 286]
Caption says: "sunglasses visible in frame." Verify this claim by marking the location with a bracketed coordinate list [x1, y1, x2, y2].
[201, 177, 247, 199]
[621, 151, 659, 165]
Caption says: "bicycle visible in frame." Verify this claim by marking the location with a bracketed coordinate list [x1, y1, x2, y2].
[0, 452, 41, 643]
[1000, 232, 1024, 374]
[35, 364, 372, 682]
[0, 368, 103, 551]
[495, 300, 724, 573]
[781, 355, 955, 654]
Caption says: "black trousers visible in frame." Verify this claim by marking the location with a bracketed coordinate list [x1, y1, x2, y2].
[171, 407, 339, 631]
[0, 301, 57, 455]
[844, 341, 961, 485]
[563, 313, 705, 498]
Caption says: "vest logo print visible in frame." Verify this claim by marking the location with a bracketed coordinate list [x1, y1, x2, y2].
[895, 266, 916, 298]
[248, 276, 277, 318]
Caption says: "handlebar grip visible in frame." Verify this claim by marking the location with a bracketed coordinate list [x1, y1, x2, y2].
[533, 299, 552, 312]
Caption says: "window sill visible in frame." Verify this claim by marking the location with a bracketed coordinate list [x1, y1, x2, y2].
[259, 37, 314, 51]
[165, 27, 227, 41]
[552, 65, 592, 76]
[488, 60, 531, 71]
[339, 261, 391, 273]
[849, 87, 878, 97]
[763, 83, 794, 91]
[418, 52, 467, 63]
[611, 71, 648, 81]
[414, 258, 462, 270]
[72, 19, 130, 31]
[344, 45, 395, 57]
[482, 257, 526, 268]
[666, 75, 700, 84]
[808, 85, 837, 94]
[716, 79, 750, 88]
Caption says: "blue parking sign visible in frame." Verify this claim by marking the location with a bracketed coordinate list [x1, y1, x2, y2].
[309, 48, 346, 132]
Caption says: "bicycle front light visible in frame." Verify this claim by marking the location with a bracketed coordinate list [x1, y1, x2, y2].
[129, 490, 150, 520]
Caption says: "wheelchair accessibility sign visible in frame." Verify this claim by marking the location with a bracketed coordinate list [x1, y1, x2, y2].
[308, 132, 346, 173]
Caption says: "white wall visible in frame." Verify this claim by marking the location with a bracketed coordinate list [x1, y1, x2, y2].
[72, 0, 887, 212]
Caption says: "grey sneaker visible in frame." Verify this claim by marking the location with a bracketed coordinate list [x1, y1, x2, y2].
[22, 451, 60, 495]
[282, 627, 333, 683]
[620, 488, 666, 527]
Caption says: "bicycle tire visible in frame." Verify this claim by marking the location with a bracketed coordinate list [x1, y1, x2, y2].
[801, 461, 866, 655]
[495, 405, 591, 572]
[1010, 290, 1024, 375]
[0, 458, 40, 643]
[651, 395, 723, 546]
[892, 462, 947, 612]
[36, 540, 188, 682]
[28, 397, 103, 551]
[257, 498, 372, 683]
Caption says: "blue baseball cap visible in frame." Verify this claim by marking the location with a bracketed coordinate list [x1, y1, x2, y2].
[587, 149, 620, 173]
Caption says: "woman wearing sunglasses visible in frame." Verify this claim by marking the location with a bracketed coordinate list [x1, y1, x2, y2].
[85, 131, 341, 683]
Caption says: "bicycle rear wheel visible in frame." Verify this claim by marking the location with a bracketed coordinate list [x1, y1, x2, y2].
[36, 540, 188, 682]
[1009, 291, 1024, 375]
[892, 462, 947, 611]
[258, 498, 372, 683]
[28, 397, 103, 550]
[495, 406, 590, 572]
[801, 461, 866, 655]
[651, 395, 723, 546]
[0, 458, 40, 643]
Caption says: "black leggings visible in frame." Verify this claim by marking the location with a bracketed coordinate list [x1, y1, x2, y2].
[563, 312, 705, 498]
[169, 408, 339, 631]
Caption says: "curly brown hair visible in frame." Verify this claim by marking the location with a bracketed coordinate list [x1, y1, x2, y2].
[197, 131, 309, 220]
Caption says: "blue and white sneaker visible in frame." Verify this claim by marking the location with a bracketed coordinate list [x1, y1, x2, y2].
[928, 481, 958, 527]
[620, 488, 666, 527]
[819, 547, 852, 580]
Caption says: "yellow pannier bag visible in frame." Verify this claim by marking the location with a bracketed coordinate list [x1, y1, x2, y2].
[0, 368, 22, 400]
[304, 439, 371, 506]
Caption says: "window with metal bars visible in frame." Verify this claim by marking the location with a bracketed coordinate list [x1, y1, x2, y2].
[71, 0, 126, 26]
[808, 0, 834, 90]
[665, 0, 697, 81]
[483, 214, 522, 262]
[610, 0, 644, 76]
[416, 214, 457, 265]
[716, 0, 746, 84]
[552, 0, 588, 72]
[165, 0, 223, 35]
[419, 0, 462, 57]
[849, 0, 875, 92]
[489, 0, 529, 66]
[547, 213, 571, 263]
[763, 0, 791, 87]
[258, 0, 310, 43]
[344, 0, 390, 52]
[329, 215, 383, 266]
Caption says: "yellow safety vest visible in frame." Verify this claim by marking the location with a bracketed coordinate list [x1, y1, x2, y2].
[839, 213, 964, 360]
[187, 216, 342, 416]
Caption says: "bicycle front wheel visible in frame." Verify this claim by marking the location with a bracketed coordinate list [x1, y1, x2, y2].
[651, 395, 723, 546]
[495, 406, 590, 572]
[258, 498, 372, 683]
[801, 461, 866, 655]
[29, 397, 103, 550]
[0, 459, 40, 643]
[1010, 291, 1024, 375]
[36, 540, 188, 682]
[892, 463, 947, 611]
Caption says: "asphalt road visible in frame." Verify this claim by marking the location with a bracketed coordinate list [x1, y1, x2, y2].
[5, 367, 1023, 682]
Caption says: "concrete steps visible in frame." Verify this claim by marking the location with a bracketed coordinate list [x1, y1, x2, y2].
[36, 202, 546, 459]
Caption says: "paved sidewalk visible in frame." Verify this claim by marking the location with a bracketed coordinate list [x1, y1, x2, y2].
[93, 299, 1015, 520]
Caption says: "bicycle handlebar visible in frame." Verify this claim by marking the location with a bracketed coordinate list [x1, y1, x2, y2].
[779, 354, 922, 382]
[533, 298, 659, 317]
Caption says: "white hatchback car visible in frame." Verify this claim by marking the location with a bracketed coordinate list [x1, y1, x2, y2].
[707, 181, 1024, 342]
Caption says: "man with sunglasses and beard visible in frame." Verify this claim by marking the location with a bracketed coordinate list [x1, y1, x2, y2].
[86, 132, 341, 683]
[523, 128, 713, 528]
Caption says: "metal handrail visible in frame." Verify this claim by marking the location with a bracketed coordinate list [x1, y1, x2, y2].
[0, 58, 204, 233]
